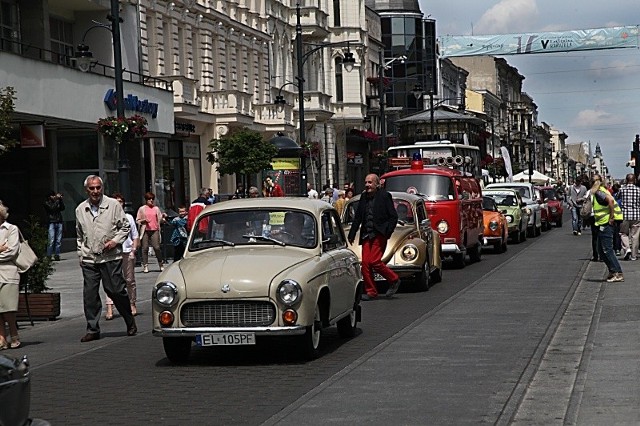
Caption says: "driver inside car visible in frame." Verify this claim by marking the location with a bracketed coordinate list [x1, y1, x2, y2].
[279, 212, 310, 246]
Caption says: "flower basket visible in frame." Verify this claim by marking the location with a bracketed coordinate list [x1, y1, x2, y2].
[97, 114, 148, 143]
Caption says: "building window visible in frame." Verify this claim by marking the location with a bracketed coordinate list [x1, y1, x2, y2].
[333, 0, 340, 26]
[0, 0, 19, 53]
[49, 17, 74, 66]
[335, 57, 343, 102]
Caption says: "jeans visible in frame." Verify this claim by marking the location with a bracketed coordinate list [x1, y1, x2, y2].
[570, 207, 582, 232]
[598, 224, 622, 274]
[47, 222, 63, 257]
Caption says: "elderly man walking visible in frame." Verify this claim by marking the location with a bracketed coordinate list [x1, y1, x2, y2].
[618, 173, 640, 261]
[75, 175, 137, 342]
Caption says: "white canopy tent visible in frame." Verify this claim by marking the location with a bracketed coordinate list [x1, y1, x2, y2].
[511, 170, 556, 185]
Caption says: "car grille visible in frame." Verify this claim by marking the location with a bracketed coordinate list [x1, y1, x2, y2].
[181, 301, 276, 327]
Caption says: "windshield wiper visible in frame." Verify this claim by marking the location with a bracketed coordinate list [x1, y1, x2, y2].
[191, 239, 235, 250]
[242, 234, 285, 246]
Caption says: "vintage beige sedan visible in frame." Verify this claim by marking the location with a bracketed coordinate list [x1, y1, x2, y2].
[342, 192, 443, 291]
[152, 198, 363, 363]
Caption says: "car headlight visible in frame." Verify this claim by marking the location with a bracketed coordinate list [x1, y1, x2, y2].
[550, 206, 557, 213]
[489, 221, 499, 231]
[277, 279, 302, 306]
[437, 220, 449, 234]
[400, 244, 418, 261]
[505, 215, 514, 223]
[154, 282, 178, 307]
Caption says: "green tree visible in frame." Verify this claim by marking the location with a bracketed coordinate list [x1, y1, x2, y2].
[206, 128, 278, 188]
[0, 86, 17, 155]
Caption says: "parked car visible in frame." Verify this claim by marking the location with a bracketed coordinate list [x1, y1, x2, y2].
[152, 198, 363, 363]
[342, 191, 443, 291]
[481, 196, 509, 252]
[539, 186, 564, 227]
[486, 182, 542, 237]
[0, 354, 50, 426]
[382, 165, 483, 268]
[482, 188, 529, 243]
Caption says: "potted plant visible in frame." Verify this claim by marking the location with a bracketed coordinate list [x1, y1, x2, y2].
[17, 216, 58, 321]
[97, 114, 148, 143]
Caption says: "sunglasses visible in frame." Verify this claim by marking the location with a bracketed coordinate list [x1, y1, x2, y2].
[87, 186, 102, 191]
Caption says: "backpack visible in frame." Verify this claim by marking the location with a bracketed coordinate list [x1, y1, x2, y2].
[580, 195, 592, 220]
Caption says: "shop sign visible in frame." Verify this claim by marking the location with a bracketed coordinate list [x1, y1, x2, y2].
[175, 122, 196, 133]
[104, 89, 159, 119]
[154, 139, 169, 156]
[347, 152, 364, 165]
[20, 124, 45, 148]
[183, 142, 200, 159]
[271, 158, 300, 170]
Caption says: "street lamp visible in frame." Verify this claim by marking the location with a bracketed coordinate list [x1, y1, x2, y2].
[74, 0, 130, 211]
[295, 3, 356, 195]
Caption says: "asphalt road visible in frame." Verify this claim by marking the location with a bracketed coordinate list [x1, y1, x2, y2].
[17, 215, 594, 425]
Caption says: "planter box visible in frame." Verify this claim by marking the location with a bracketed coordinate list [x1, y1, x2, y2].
[17, 293, 61, 321]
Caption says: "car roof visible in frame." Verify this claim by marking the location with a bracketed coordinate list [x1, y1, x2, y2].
[483, 188, 520, 195]
[200, 197, 335, 217]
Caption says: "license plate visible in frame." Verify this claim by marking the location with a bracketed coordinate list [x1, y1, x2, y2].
[196, 332, 256, 346]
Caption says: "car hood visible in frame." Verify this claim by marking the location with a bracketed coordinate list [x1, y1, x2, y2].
[178, 248, 313, 299]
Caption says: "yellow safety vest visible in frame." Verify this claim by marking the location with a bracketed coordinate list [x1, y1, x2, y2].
[592, 186, 623, 226]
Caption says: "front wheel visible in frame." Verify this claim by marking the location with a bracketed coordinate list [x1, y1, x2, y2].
[298, 302, 322, 360]
[163, 337, 192, 364]
[414, 259, 431, 292]
[337, 294, 360, 338]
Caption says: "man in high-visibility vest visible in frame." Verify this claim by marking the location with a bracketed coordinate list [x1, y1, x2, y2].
[591, 174, 624, 282]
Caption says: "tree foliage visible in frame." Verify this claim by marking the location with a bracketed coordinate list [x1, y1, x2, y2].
[206, 128, 278, 183]
[0, 86, 17, 155]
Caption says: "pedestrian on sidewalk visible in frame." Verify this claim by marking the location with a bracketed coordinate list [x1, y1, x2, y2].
[44, 190, 65, 261]
[170, 206, 188, 261]
[590, 174, 624, 282]
[347, 173, 400, 300]
[105, 193, 140, 320]
[568, 178, 588, 235]
[617, 173, 640, 261]
[0, 203, 22, 349]
[75, 175, 137, 342]
[136, 192, 167, 273]
[186, 188, 211, 233]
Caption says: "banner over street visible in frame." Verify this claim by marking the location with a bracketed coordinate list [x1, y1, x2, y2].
[439, 26, 639, 58]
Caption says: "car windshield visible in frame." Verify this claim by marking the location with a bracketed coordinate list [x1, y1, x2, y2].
[485, 193, 518, 207]
[482, 196, 497, 211]
[189, 208, 317, 249]
[384, 175, 455, 200]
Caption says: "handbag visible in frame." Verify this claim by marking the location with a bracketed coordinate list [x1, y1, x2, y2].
[14, 229, 38, 273]
[579, 195, 593, 220]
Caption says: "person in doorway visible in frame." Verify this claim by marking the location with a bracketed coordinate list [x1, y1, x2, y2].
[75, 175, 137, 342]
[136, 192, 167, 273]
[590, 174, 624, 282]
[44, 190, 65, 260]
[105, 193, 140, 319]
[0, 203, 22, 349]
[347, 173, 400, 300]
[568, 179, 588, 235]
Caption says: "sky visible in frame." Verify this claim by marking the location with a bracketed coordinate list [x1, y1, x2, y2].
[419, 0, 640, 179]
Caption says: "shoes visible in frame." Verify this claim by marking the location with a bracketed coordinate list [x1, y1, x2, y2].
[0, 336, 7, 350]
[160, 264, 165, 272]
[573, 231, 577, 235]
[615, 250, 621, 256]
[606, 272, 624, 283]
[624, 250, 632, 261]
[105, 305, 114, 321]
[385, 279, 401, 298]
[80, 332, 100, 342]
[631, 257, 637, 261]
[606, 272, 614, 280]
[127, 322, 138, 336]
[9, 337, 20, 349]
[591, 257, 599, 262]
[361, 294, 377, 301]
[131, 304, 137, 316]
[143, 264, 149, 273]
[577, 231, 582, 236]
[54, 255, 60, 261]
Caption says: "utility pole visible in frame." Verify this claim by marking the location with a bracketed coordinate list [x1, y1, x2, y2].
[378, 49, 386, 157]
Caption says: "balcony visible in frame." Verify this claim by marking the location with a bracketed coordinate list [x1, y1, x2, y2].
[296, 5, 329, 39]
[200, 89, 254, 125]
[164, 75, 199, 118]
[254, 104, 296, 134]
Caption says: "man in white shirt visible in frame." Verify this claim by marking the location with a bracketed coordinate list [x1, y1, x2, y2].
[307, 183, 318, 199]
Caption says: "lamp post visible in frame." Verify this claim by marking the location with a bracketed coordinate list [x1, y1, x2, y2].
[75, 0, 129, 210]
[295, 3, 355, 195]
[376, 51, 407, 172]
[490, 109, 496, 183]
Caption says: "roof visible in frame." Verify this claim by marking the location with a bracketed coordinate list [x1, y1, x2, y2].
[395, 108, 484, 125]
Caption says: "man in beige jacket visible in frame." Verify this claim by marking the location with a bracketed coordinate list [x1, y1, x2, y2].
[75, 175, 137, 342]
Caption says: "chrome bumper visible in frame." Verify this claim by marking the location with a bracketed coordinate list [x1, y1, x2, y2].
[441, 243, 464, 254]
[482, 236, 501, 245]
[153, 325, 307, 337]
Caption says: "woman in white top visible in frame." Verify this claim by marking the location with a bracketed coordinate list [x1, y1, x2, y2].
[0, 203, 21, 349]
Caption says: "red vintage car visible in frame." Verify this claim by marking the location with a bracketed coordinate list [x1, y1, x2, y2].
[539, 186, 564, 227]
[481, 196, 508, 253]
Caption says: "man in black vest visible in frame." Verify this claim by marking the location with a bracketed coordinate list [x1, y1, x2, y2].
[347, 174, 400, 300]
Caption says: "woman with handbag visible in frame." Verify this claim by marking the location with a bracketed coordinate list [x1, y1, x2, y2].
[0, 203, 21, 349]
